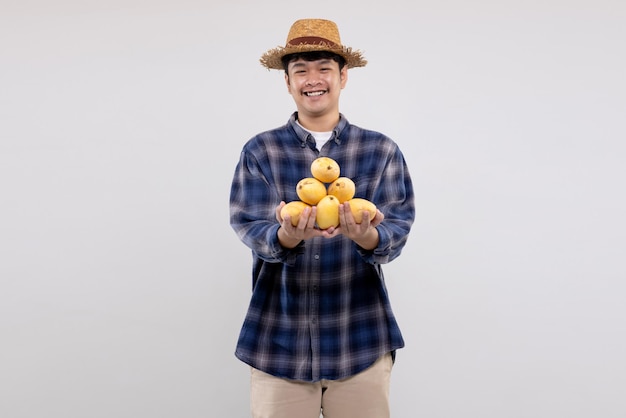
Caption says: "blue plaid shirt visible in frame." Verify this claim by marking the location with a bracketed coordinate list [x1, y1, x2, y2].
[229, 112, 415, 382]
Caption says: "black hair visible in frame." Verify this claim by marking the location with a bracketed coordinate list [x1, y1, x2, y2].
[281, 50, 347, 72]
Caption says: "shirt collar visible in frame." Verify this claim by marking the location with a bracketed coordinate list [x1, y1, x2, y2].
[288, 112, 348, 148]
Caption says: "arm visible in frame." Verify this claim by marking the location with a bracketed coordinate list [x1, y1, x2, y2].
[357, 144, 415, 264]
[229, 149, 291, 263]
[320, 143, 414, 260]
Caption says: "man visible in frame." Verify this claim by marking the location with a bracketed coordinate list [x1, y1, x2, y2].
[229, 18, 415, 418]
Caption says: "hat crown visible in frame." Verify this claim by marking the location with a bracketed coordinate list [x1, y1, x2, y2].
[286, 19, 342, 47]
[259, 18, 367, 70]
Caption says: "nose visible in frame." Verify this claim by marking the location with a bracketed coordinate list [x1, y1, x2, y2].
[305, 72, 322, 87]
[305, 79, 321, 87]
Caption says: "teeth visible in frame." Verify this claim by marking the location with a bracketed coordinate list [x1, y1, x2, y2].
[305, 91, 325, 96]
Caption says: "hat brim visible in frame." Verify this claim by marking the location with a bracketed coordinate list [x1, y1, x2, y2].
[260, 44, 367, 70]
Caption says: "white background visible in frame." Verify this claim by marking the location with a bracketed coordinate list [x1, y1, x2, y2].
[1, 1, 625, 417]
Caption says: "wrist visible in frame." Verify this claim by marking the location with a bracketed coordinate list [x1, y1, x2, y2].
[355, 227, 379, 251]
[277, 226, 302, 249]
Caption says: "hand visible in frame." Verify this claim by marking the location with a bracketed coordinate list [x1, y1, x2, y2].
[275, 201, 324, 247]
[332, 202, 384, 249]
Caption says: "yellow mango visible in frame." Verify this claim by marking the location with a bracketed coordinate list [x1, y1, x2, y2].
[280, 201, 311, 226]
[310, 156, 340, 183]
[346, 198, 377, 223]
[296, 177, 327, 205]
[316, 195, 340, 229]
[327, 177, 356, 203]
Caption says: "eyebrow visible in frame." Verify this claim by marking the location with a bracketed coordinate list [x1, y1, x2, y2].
[289, 59, 333, 70]
[289, 62, 306, 70]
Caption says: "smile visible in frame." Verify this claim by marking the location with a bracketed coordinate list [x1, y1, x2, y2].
[304, 90, 327, 97]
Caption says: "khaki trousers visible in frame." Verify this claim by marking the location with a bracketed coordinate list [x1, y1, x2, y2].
[250, 353, 393, 418]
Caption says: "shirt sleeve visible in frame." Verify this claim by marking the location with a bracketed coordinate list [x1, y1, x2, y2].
[361, 143, 415, 265]
[229, 148, 302, 264]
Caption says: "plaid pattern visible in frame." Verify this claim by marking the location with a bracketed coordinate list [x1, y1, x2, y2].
[229, 113, 415, 382]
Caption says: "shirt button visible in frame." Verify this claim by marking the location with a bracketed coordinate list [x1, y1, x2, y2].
[314, 254, 320, 260]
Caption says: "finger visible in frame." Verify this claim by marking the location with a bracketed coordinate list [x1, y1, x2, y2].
[276, 201, 286, 222]
[307, 206, 318, 229]
[340, 203, 356, 226]
[371, 209, 384, 227]
[361, 209, 371, 226]
[296, 206, 311, 229]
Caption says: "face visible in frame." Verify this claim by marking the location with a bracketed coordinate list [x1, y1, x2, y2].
[284, 58, 348, 120]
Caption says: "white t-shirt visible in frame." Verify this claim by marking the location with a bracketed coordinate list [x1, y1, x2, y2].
[297, 120, 333, 149]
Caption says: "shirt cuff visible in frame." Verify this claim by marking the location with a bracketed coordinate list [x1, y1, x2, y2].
[357, 226, 391, 264]
[268, 224, 305, 265]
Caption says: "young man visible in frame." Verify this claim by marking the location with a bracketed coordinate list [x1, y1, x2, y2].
[229, 19, 415, 418]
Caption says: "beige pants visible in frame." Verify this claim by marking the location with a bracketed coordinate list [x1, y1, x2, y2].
[250, 353, 393, 418]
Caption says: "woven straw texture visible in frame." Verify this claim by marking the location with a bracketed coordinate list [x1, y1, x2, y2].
[260, 19, 367, 70]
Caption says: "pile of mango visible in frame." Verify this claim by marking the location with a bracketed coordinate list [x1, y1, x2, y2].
[281, 157, 376, 229]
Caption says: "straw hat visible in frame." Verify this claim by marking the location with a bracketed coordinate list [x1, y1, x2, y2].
[260, 19, 367, 70]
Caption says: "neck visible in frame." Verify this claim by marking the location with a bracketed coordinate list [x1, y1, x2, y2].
[297, 112, 339, 132]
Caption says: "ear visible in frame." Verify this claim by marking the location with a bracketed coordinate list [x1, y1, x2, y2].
[284, 72, 292, 94]
[340, 67, 348, 89]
